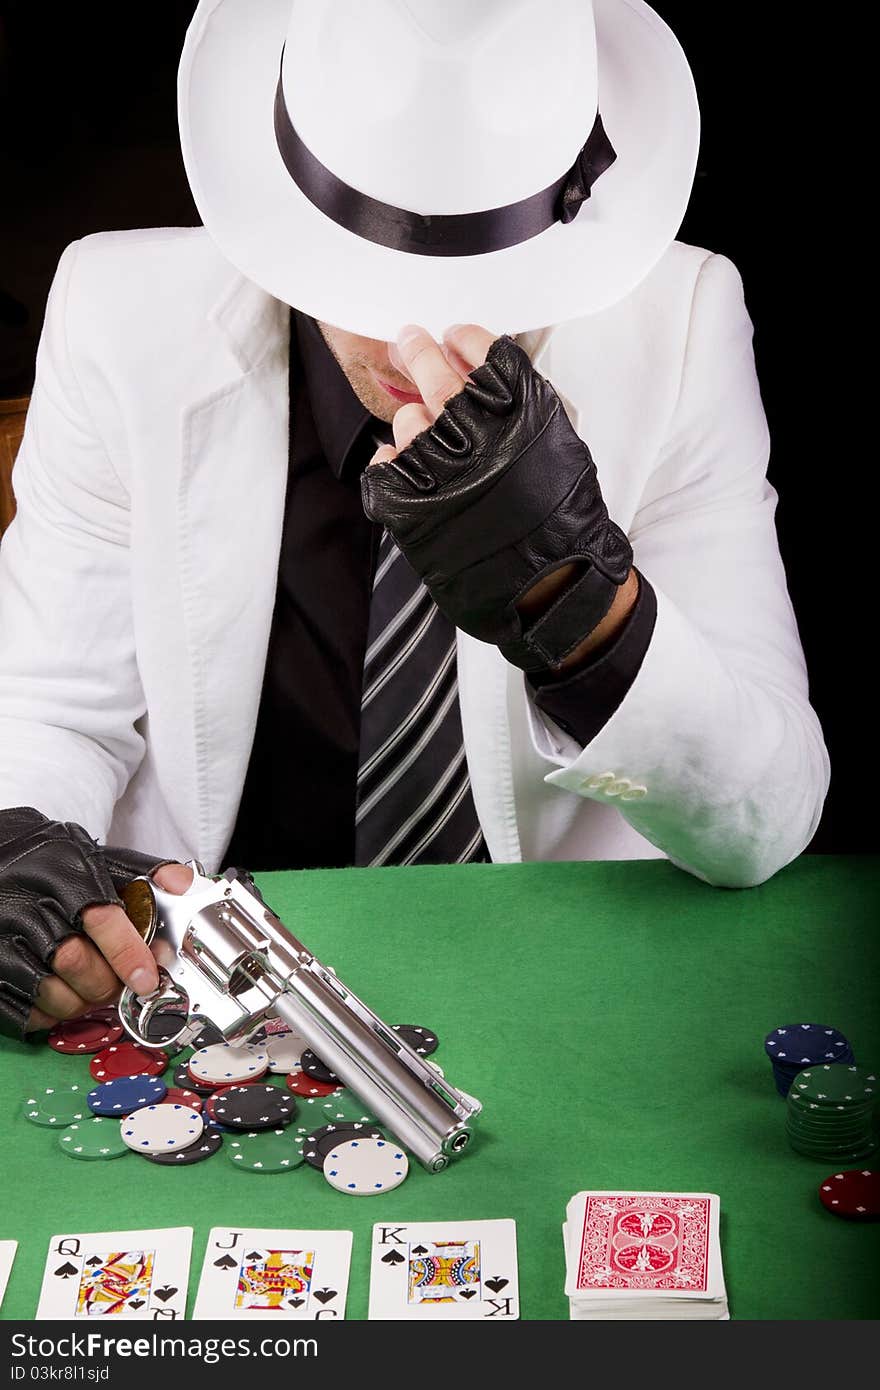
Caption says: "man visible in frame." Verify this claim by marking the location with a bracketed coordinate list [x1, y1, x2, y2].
[0, 0, 829, 1038]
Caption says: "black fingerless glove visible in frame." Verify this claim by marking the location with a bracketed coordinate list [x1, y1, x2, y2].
[0, 806, 174, 1039]
[361, 335, 633, 672]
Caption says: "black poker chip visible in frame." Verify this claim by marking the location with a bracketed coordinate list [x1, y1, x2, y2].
[393, 1024, 439, 1057]
[172, 1062, 217, 1098]
[210, 1084, 297, 1131]
[300, 1050, 340, 1086]
[303, 1122, 385, 1171]
[145, 1127, 223, 1165]
[188, 1017, 226, 1050]
[143, 1011, 189, 1050]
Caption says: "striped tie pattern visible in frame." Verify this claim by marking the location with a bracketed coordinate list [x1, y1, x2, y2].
[355, 527, 489, 867]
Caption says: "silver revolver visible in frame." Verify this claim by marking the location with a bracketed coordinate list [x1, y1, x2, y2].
[116, 862, 481, 1172]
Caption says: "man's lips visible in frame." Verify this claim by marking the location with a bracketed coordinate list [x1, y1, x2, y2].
[375, 375, 424, 405]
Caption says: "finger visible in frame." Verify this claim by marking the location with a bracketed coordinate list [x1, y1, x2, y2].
[151, 862, 194, 894]
[25, 1005, 59, 1034]
[396, 324, 465, 419]
[442, 324, 499, 371]
[392, 401, 434, 451]
[368, 443, 398, 468]
[52, 931, 121, 1005]
[81, 902, 159, 996]
[35, 972, 91, 1021]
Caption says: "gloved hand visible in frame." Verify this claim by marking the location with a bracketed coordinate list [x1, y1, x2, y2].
[361, 333, 632, 672]
[0, 806, 187, 1039]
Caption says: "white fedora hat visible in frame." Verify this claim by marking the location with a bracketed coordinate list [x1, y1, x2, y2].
[179, 0, 699, 339]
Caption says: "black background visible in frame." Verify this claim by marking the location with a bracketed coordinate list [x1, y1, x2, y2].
[0, 2, 868, 852]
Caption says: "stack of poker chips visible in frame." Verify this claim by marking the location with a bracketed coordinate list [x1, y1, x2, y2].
[786, 1064, 878, 1163]
[763, 1023, 855, 1097]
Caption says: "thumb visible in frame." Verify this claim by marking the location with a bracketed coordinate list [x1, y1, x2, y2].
[151, 861, 194, 894]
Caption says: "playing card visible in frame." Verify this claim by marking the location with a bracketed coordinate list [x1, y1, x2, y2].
[35, 1228, 192, 1320]
[193, 1228, 353, 1321]
[564, 1192, 724, 1301]
[368, 1219, 519, 1320]
[0, 1241, 17, 1312]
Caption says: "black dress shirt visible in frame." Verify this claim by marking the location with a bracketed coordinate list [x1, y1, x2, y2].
[223, 313, 656, 870]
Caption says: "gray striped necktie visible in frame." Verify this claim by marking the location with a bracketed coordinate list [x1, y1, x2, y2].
[354, 525, 489, 867]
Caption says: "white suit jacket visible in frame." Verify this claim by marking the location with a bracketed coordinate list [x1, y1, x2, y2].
[0, 229, 829, 886]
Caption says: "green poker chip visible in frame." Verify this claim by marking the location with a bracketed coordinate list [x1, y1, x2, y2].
[58, 1118, 130, 1161]
[23, 1085, 88, 1128]
[791, 1065, 878, 1106]
[318, 1092, 378, 1126]
[224, 1128, 307, 1172]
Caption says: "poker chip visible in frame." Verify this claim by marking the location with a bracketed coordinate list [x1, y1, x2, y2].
[23, 1084, 87, 1128]
[48, 1014, 124, 1054]
[187, 1042, 269, 1085]
[764, 1024, 855, 1097]
[163, 1087, 204, 1114]
[58, 1118, 130, 1161]
[322, 1137, 409, 1195]
[792, 1065, 877, 1105]
[393, 1024, 439, 1057]
[209, 1084, 297, 1130]
[120, 1104, 204, 1155]
[265, 1032, 308, 1074]
[142, 1011, 189, 1048]
[300, 1050, 340, 1085]
[146, 1127, 223, 1166]
[187, 1018, 227, 1050]
[285, 1070, 339, 1098]
[225, 1128, 307, 1172]
[203, 1087, 241, 1125]
[87, 1074, 168, 1116]
[90, 1042, 168, 1082]
[78, 1005, 122, 1025]
[303, 1122, 384, 1171]
[173, 1062, 217, 1097]
[318, 1093, 378, 1126]
[818, 1170, 880, 1220]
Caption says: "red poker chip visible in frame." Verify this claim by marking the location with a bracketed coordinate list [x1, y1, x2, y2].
[49, 1016, 124, 1055]
[163, 1087, 204, 1114]
[818, 1170, 880, 1220]
[82, 1005, 122, 1023]
[285, 1070, 339, 1098]
[184, 1062, 260, 1091]
[89, 1042, 168, 1082]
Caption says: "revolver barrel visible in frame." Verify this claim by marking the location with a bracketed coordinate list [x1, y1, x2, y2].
[118, 865, 481, 1172]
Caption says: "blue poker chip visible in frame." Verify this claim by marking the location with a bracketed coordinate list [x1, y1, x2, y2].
[87, 1073, 168, 1116]
[764, 1024, 855, 1097]
[764, 1024, 853, 1066]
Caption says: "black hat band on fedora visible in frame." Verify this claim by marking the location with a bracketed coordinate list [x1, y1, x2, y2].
[273, 54, 617, 258]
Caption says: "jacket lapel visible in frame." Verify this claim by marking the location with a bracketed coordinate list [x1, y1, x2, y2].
[177, 272, 290, 869]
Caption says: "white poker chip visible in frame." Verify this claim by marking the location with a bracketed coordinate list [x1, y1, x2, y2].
[120, 1104, 204, 1155]
[265, 1032, 308, 1074]
[187, 1042, 269, 1084]
[322, 1136, 409, 1195]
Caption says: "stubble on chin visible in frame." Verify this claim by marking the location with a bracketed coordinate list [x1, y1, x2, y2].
[317, 322, 398, 424]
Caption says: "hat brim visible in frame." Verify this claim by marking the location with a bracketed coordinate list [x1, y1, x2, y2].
[179, 0, 699, 339]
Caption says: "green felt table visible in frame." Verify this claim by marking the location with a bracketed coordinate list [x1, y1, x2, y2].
[1, 855, 879, 1321]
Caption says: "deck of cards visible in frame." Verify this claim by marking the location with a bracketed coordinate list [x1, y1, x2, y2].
[563, 1191, 728, 1320]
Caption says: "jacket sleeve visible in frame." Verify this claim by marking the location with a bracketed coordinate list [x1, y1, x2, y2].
[0, 240, 146, 839]
[522, 252, 830, 887]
